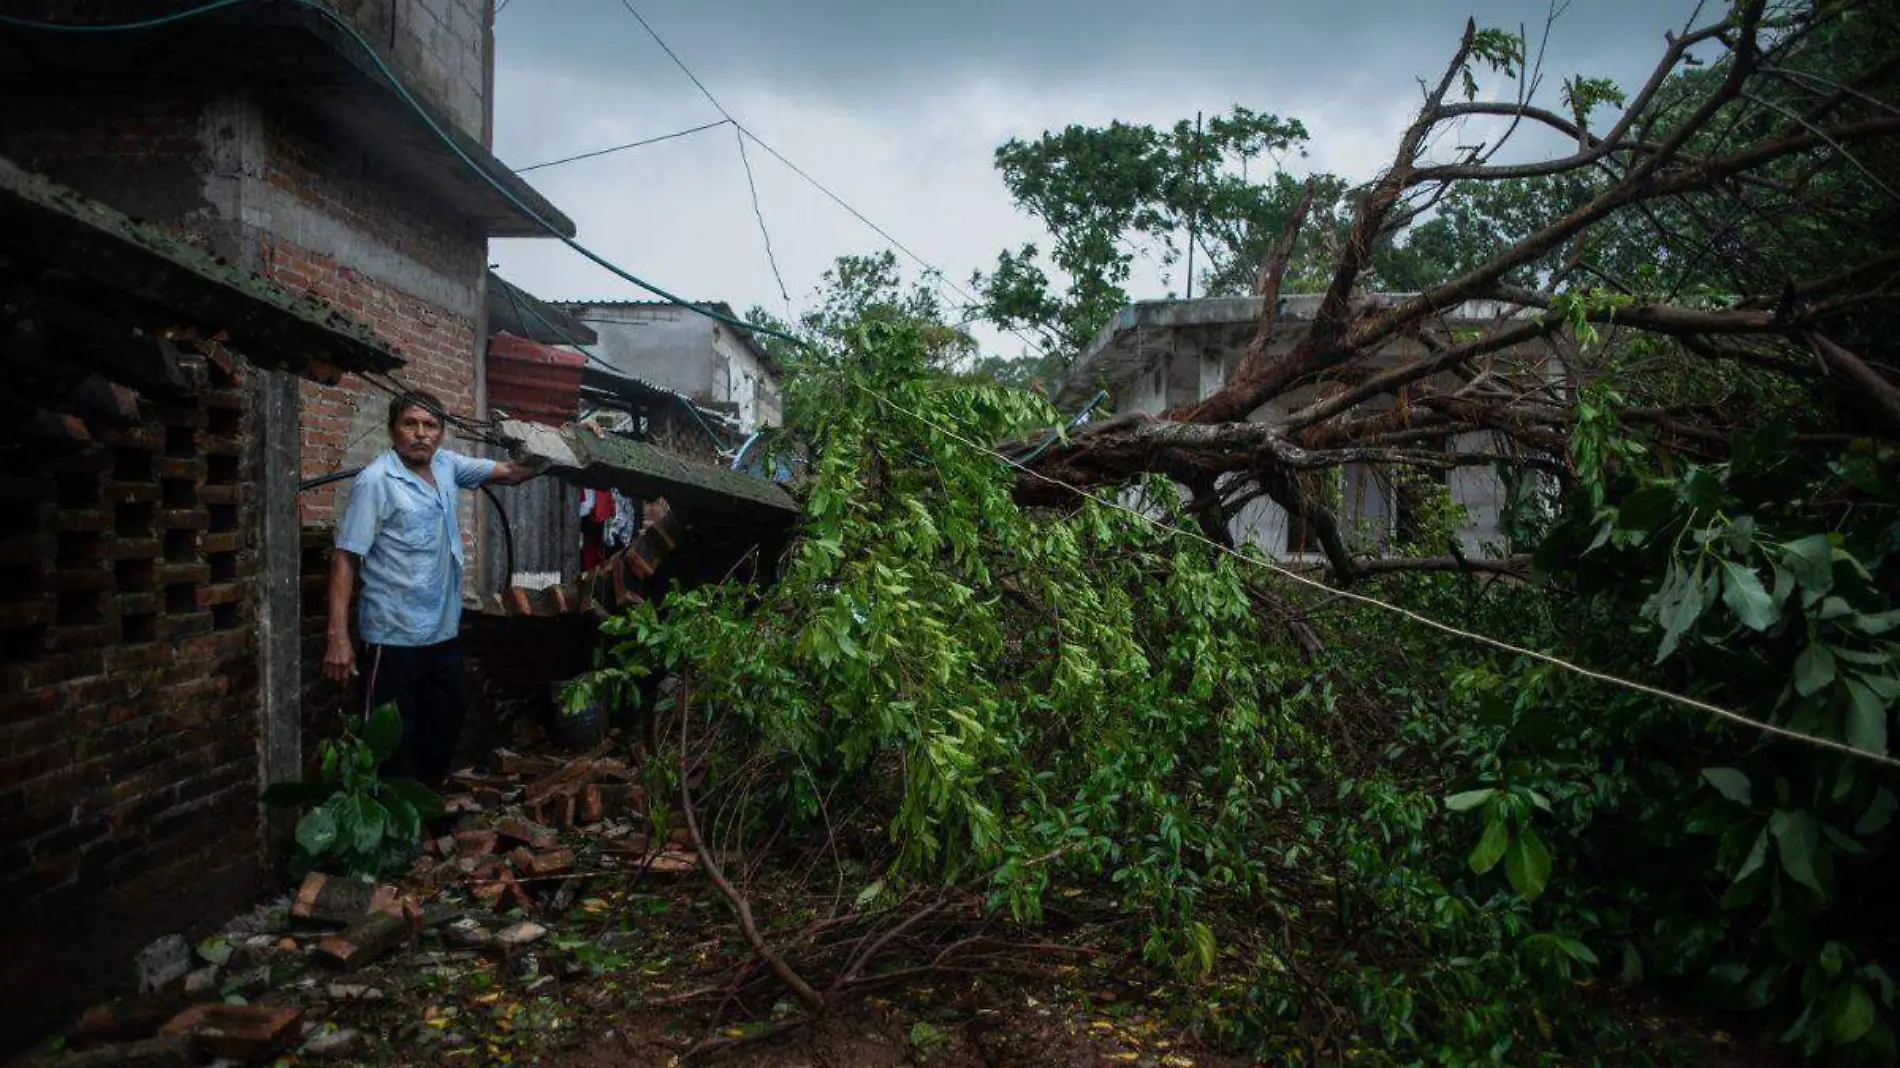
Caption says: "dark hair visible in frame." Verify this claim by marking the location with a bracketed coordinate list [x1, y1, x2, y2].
[387, 390, 446, 431]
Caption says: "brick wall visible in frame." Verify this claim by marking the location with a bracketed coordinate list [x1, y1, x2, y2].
[262, 235, 480, 528]
[0, 357, 263, 1052]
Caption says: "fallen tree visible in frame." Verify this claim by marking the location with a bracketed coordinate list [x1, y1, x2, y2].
[1011, 0, 1900, 588]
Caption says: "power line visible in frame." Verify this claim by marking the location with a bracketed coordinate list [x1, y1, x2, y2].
[849, 379, 1900, 771]
[602, 0, 1059, 362]
[735, 126, 792, 311]
[514, 118, 731, 173]
[611, 0, 733, 121]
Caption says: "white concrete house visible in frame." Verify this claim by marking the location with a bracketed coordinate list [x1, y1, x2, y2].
[556, 300, 783, 434]
[1055, 293, 1557, 559]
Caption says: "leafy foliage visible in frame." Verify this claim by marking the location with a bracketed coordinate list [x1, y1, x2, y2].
[261, 704, 443, 879]
[575, 315, 1758, 1063]
[973, 108, 1348, 354]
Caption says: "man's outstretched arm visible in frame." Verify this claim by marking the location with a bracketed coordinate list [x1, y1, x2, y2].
[484, 455, 551, 486]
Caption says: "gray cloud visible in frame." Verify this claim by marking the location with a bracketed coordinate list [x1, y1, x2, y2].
[490, 0, 1707, 358]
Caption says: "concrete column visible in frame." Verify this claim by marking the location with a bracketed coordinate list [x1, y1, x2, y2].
[206, 89, 304, 851]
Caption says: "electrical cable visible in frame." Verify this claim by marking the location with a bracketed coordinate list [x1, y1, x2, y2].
[513, 118, 731, 173]
[480, 484, 516, 580]
[735, 125, 792, 310]
[601, 0, 1060, 363]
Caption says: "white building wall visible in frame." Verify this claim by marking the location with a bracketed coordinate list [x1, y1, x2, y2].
[1449, 431, 1508, 555]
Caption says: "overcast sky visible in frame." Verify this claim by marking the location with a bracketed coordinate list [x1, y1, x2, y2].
[488, 0, 1706, 360]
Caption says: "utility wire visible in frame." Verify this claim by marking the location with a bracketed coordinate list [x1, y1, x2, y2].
[514, 118, 731, 173]
[849, 379, 1900, 771]
[735, 126, 792, 311]
[602, 0, 1058, 362]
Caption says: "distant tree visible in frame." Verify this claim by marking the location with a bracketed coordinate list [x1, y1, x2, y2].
[972, 107, 1351, 357]
[748, 251, 975, 372]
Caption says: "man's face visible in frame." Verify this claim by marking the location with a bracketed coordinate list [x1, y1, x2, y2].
[390, 405, 444, 466]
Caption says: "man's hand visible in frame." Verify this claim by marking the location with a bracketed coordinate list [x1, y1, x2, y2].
[323, 631, 357, 684]
[489, 455, 551, 486]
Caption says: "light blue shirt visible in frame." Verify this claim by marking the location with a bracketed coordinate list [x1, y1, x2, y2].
[336, 448, 496, 647]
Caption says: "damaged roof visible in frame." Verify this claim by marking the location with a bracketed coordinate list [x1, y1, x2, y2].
[488, 274, 599, 346]
[501, 419, 799, 527]
[0, 154, 401, 381]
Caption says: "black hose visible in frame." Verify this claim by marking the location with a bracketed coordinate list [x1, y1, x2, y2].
[299, 465, 364, 491]
[481, 484, 515, 581]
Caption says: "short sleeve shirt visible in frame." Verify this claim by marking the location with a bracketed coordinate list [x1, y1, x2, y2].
[335, 448, 496, 647]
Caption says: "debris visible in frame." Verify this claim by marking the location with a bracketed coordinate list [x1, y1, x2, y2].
[453, 829, 499, 858]
[471, 868, 534, 914]
[134, 934, 191, 994]
[158, 1004, 301, 1062]
[314, 911, 415, 971]
[28, 1035, 195, 1068]
[495, 922, 548, 948]
[324, 983, 385, 1002]
[182, 967, 219, 997]
[76, 989, 195, 1045]
[290, 873, 407, 925]
[496, 817, 557, 851]
[443, 918, 495, 950]
[300, 1027, 365, 1060]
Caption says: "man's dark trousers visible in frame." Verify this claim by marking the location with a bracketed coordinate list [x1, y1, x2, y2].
[363, 638, 466, 786]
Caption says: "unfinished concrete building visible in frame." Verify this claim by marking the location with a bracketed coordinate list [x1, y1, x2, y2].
[1056, 294, 1558, 558]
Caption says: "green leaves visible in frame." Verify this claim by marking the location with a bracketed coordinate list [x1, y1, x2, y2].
[1469, 818, 1509, 874]
[1768, 810, 1826, 897]
[267, 710, 436, 879]
[1444, 788, 1494, 812]
[1718, 560, 1777, 631]
[1826, 983, 1876, 1045]
[1794, 642, 1836, 697]
[1453, 786, 1553, 900]
[1702, 768, 1752, 805]
[1843, 679, 1889, 756]
[295, 806, 337, 856]
[364, 702, 404, 763]
[1646, 556, 1713, 661]
[1781, 535, 1835, 596]
[1504, 830, 1552, 900]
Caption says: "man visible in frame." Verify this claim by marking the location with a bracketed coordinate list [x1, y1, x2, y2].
[324, 390, 547, 785]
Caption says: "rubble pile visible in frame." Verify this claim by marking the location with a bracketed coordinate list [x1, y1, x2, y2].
[22, 740, 700, 1067]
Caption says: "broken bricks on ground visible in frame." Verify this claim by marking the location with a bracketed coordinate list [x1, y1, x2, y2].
[23, 742, 697, 1066]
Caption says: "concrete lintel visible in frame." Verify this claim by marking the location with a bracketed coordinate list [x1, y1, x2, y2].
[259, 186, 482, 319]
